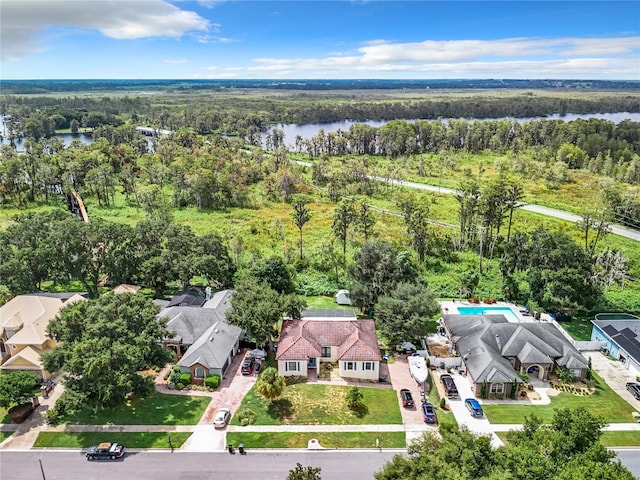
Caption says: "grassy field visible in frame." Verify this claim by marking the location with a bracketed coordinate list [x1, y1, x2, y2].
[426, 374, 458, 429]
[57, 392, 211, 425]
[226, 431, 406, 449]
[33, 431, 192, 449]
[483, 373, 637, 424]
[232, 384, 402, 425]
[302, 295, 356, 310]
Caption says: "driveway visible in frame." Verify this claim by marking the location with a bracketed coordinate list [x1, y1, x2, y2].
[588, 351, 640, 410]
[437, 370, 504, 448]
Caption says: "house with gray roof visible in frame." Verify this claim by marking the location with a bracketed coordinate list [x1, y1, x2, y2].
[591, 313, 640, 373]
[159, 290, 243, 382]
[443, 314, 588, 398]
[276, 310, 381, 381]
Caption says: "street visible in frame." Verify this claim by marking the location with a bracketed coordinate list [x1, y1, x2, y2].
[0, 450, 399, 480]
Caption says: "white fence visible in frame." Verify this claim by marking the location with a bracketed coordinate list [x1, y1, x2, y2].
[575, 340, 607, 351]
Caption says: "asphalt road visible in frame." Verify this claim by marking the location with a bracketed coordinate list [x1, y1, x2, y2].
[0, 450, 399, 480]
[613, 449, 640, 479]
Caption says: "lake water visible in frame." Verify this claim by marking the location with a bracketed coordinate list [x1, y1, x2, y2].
[262, 112, 640, 149]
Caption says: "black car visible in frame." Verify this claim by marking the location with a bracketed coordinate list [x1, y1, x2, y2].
[440, 374, 459, 399]
[399, 388, 414, 407]
[241, 356, 255, 375]
[86, 442, 125, 460]
[627, 382, 640, 400]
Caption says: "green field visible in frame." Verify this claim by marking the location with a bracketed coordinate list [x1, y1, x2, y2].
[33, 431, 192, 449]
[226, 431, 406, 449]
[57, 392, 211, 425]
[233, 384, 402, 425]
[483, 373, 637, 424]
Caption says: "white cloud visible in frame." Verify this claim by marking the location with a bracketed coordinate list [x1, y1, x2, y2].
[242, 36, 640, 79]
[1, 0, 210, 61]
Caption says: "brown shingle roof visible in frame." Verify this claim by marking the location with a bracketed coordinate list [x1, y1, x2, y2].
[276, 318, 381, 361]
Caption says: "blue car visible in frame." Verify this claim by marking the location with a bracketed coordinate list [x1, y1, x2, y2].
[421, 402, 437, 424]
[464, 398, 484, 417]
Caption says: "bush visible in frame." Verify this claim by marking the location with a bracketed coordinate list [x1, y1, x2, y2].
[169, 371, 182, 385]
[179, 373, 191, 385]
[439, 397, 447, 409]
[176, 383, 184, 390]
[237, 407, 256, 426]
[204, 375, 221, 389]
[346, 386, 364, 410]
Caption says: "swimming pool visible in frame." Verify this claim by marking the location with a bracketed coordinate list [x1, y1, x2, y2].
[456, 306, 520, 322]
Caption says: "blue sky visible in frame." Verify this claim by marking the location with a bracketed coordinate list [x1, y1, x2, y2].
[1, 1, 639, 80]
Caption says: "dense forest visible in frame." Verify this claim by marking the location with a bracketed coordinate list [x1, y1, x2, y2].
[1, 89, 639, 319]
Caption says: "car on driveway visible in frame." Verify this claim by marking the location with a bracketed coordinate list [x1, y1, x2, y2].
[440, 374, 459, 399]
[86, 442, 125, 460]
[421, 402, 437, 423]
[241, 357, 255, 375]
[213, 408, 231, 428]
[399, 389, 414, 407]
[464, 398, 484, 417]
[627, 382, 640, 400]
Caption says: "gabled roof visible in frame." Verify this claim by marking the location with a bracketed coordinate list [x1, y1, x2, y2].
[444, 314, 587, 383]
[593, 318, 640, 364]
[276, 315, 381, 362]
[112, 284, 141, 294]
[177, 321, 243, 370]
[1, 346, 46, 369]
[0, 294, 85, 345]
[167, 287, 206, 308]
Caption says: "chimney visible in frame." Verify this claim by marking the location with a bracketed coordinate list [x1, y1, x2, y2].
[495, 334, 502, 351]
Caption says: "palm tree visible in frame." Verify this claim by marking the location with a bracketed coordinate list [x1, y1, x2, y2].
[292, 201, 311, 260]
[256, 367, 285, 400]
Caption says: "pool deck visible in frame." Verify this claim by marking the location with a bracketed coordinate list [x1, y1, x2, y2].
[438, 300, 537, 323]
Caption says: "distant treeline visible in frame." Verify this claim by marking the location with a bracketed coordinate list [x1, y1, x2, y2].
[1, 78, 639, 94]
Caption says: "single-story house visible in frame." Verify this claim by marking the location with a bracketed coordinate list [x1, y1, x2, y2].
[591, 313, 640, 374]
[0, 293, 86, 379]
[443, 314, 588, 398]
[159, 290, 242, 382]
[276, 310, 381, 381]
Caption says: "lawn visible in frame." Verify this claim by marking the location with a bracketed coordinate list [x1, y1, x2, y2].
[558, 317, 596, 341]
[302, 295, 356, 311]
[226, 431, 406, 449]
[33, 431, 192, 449]
[0, 431, 13, 442]
[426, 375, 458, 429]
[57, 392, 211, 425]
[0, 406, 9, 424]
[232, 384, 402, 425]
[483, 373, 637, 424]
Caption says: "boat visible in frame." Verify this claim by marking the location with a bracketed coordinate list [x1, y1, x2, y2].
[408, 355, 429, 384]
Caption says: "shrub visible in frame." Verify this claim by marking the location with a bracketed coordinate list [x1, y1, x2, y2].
[169, 371, 182, 385]
[176, 383, 184, 390]
[204, 375, 221, 389]
[439, 397, 447, 409]
[346, 386, 365, 410]
[179, 373, 191, 385]
[237, 407, 256, 426]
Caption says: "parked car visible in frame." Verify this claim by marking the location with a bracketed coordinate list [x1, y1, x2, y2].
[626, 382, 640, 400]
[421, 402, 437, 423]
[399, 389, 414, 407]
[464, 398, 484, 417]
[213, 407, 231, 428]
[241, 356, 255, 375]
[440, 374, 459, 398]
[86, 442, 125, 461]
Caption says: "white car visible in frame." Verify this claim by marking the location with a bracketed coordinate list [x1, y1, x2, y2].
[213, 408, 231, 428]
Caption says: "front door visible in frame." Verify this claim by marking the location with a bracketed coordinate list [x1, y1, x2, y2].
[308, 357, 316, 368]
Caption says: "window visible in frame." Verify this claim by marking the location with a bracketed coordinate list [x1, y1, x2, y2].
[490, 383, 504, 394]
[194, 367, 205, 379]
[286, 361, 299, 372]
[344, 361, 356, 370]
[321, 346, 331, 358]
[363, 362, 375, 370]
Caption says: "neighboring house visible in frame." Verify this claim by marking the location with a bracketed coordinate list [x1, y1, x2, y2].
[276, 310, 382, 381]
[159, 290, 242, 382]
[443, 314, 588, 398]
[0, 293, 86, 379]
[167, 287, 206, 308]
[112, 284, 141, 295]
[591, 313, 640, 374]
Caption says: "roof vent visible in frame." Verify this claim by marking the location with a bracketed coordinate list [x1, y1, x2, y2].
[495, 334, 502, 351]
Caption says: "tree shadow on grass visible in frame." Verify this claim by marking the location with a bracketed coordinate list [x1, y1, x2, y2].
[350, 403, 369, 418]
[266, 399, 293, 420]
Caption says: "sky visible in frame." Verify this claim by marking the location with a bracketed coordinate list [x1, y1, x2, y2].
[1, 0, 639, 80]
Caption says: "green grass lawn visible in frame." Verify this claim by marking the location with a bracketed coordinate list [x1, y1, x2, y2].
[483, 373, 637, 424]
[233, 384, 402, 425]
[426, 375, 458, 429]
[0, 431, 13, 442]
[57, 392, 211, 425]
[558, 318, 595, 341]
[0, 406, 10, 424]
[302, 295, 356, 311]
[226, 431, 406, 449]
[33, 431, 192, 449]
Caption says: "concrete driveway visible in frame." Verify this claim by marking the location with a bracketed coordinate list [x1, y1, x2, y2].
[588, 351, 640, 410]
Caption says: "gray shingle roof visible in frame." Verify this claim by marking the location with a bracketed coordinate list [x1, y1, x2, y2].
[177, 321, 243, 370]
[444, 314, 587, 383]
